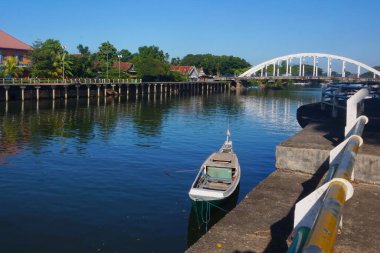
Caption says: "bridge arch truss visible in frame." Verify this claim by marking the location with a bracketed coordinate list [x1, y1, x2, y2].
[239, 53, 380, 79]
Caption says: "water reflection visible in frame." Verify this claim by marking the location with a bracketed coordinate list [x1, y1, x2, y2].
[242, 88, 320, 134]
[0, 88, 320, 252]
[187, 185, 240, 248]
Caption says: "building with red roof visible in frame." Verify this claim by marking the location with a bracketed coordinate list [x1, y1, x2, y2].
[170, 65, 199, 81]
[0, 30, 32, 66]
[112, 61, 136, 73]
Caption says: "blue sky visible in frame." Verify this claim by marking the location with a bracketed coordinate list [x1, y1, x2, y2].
[1, 0, 380, 66]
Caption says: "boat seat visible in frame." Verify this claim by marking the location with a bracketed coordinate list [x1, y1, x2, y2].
[207, 177, 232, 184]
[204, 182, 229, 191]
[206, 166, 232, 183]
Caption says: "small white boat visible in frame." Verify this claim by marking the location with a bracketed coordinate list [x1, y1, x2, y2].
[189, 130, 241, 202]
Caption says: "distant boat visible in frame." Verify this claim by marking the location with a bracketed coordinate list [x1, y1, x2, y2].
[189, 130, 241, 202]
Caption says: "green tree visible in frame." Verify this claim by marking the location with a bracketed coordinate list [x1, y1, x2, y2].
[96, 41, 117, 77]
[29, 39, 69, 78]
[180, 54, 250, 76]
[2, 56, 23, 77]
[134, 57, 170, 81]
[132, 45, 174, 81]
[118, 49, 133, 62]
[170, 57, 181, 66]
[360, 66, 380, 78]
[71, 44, 96, 77]
[53, 50, 73, 78]
[136, 46, 169, 62]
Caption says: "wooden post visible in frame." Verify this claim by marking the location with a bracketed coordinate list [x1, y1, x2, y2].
[4, 86, 9, 102]
[64, 85, 68, 99]
[35, 86, 40, 101]
[21, 86, 25, 101]
[76, 85, 80, 98]
[97, 85, 101, 97]
[52, 86, 56, 100]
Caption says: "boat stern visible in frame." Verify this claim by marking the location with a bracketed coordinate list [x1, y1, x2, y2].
[188, 188, 226, 202]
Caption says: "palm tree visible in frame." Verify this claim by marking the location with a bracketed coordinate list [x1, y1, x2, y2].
[3, 56, 23, 77]
[52, 53, 72, 78]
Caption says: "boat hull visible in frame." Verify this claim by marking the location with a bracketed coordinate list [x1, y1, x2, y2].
[188, 173, 240, 202]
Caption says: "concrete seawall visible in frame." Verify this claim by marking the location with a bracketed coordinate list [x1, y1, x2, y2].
[276, 123, 380, 184]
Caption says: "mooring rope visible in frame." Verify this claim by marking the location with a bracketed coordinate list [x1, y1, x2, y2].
[200, 201, 211, 232]
[206, 201, 228, 213]
[198, 200, 230, 232]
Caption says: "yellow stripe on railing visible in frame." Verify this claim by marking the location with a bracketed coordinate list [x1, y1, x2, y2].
[302, 136, 361, 253]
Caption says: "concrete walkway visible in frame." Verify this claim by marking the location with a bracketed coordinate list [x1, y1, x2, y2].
[186, 169, 380, 253]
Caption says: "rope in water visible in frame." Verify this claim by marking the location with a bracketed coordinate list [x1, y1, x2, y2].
[206, 201, 228, 213]
[198, 200, 229, 232]
[200, 201, 211, 232]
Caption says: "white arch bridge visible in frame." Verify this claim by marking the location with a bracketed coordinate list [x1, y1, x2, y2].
[239, 53, 380, 79]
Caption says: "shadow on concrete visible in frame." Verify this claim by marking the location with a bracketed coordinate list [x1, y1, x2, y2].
[262, 160, 329, 253]
[298, 100, 380, 154]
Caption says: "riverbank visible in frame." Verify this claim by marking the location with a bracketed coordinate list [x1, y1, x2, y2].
[187, 100, 380, 252]
[186, 169, 380, 253]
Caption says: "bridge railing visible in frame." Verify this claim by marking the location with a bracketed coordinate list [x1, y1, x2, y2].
[321, 84, 371, 119]
[287, 87, 369, 253]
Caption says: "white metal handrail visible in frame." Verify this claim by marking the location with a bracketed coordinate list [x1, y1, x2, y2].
[288, 89, 369, 253]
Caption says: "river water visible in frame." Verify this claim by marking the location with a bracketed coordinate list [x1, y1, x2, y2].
[0, 88, 320, 252]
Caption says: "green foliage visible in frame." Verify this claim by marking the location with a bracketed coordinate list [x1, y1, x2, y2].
[234, 67, 251, 76]
[70, 44, 96, 77]
[26, 38, 257, 81]
[248, 80, 260, 87]
[134, 57, 170, 81]
[2, 56, 23, 77]
[361, 66, 380, 78]
[136, 46, 169, 62]
[118, 49, 133, 62]
[96, 41, 118, 77]
[54, 51, 73, 78]
[168, 70, 188, 81]
[180, 54, 251, 76]
[132, 45, 176, 81]
[29, 39, 73, 78]
[170, 57, 181, 66]
[107, 67, 131, 79]
[253, 63, 323, 76]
